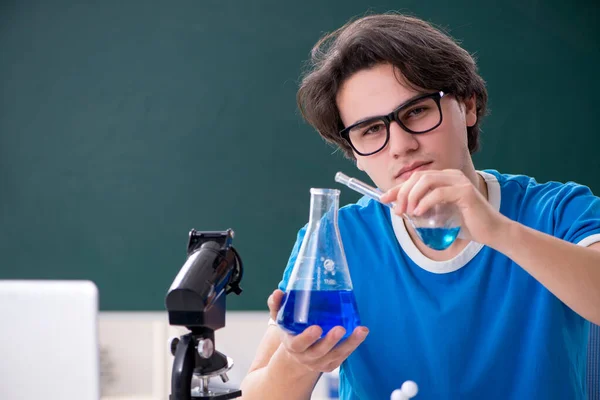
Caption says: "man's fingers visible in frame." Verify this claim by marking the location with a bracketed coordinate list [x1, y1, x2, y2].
[413, 186, 455, 216]
[281, 326, 369, 373]
[406, 173, 457, 215]
[282, 325, 323, 353]
[322, 327, 369, 363]
[303, 326, 346, 360]
[268, 289, 285, 320]
[380, 186, 400, 203]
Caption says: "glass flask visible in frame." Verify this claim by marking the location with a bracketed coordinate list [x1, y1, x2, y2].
[334, 172, 461, 251]
[404, 203, 461, 251]
[276, 188, 361, 340]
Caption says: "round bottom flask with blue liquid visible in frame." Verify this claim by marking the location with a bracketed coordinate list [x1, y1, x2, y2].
[334, 172, 462, 251]
[276, 188, 361, 340]
[405, 203, 462, 251]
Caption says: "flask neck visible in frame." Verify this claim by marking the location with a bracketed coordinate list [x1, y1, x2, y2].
[308, 189, 340, 225]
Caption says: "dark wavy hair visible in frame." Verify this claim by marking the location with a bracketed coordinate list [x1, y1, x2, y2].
[297, 13, 489, 159]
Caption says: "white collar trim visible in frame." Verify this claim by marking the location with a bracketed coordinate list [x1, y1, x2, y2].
[390, 170, 501, 274]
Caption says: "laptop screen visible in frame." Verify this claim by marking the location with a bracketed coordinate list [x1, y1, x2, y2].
[0, 280, 100, 400]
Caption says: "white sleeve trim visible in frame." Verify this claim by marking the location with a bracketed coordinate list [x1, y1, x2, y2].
[576, 233, 600, 247]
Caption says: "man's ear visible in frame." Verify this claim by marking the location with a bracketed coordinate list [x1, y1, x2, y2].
[464, 95, 478, 128]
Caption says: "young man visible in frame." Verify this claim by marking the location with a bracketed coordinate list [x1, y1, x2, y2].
[240, 13, 600, 399]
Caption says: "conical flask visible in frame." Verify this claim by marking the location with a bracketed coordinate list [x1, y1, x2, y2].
[277, 188, 361, 339]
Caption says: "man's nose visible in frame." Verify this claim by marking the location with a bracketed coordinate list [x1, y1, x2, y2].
[387, 121, 419, 156]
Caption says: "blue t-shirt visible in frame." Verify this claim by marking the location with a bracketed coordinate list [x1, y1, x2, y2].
[278, 170, 600, 399]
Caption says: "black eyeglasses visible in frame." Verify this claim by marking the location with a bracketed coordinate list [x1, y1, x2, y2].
[339, 91, 447, 156]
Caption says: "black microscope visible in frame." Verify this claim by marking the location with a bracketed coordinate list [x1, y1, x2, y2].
[165, 229, 244, 400]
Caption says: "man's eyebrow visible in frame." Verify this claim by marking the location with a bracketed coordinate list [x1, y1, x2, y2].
[347, 92, 426, 127]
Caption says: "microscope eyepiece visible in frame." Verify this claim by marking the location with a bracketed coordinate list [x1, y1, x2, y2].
[165, 229, 243, 329]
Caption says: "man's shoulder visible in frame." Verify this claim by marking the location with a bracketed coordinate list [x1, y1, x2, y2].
[339, 195, 386, 221]
[483, 169, 543, 189]
[482, 169, 596, 227]
[482, 169, 589, 199]
[338, 196, 391, 235]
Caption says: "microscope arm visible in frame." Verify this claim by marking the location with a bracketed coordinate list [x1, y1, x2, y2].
[171, 333, 194, 400]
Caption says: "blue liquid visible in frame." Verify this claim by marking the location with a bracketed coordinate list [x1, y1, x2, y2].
[276, 290, 361, 339]
[416, 227, 461, 250]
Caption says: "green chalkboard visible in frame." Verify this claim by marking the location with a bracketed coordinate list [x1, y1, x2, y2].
[1, 0, 598, 310]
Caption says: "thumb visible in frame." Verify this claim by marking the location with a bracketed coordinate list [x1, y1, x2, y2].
[267, 289, 285, 321]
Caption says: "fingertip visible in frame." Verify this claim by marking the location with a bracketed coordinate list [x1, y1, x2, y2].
[393, 204, 404, 216]
[270, 289, 285, 303]
[356, 326, 369, 340]
[309, 325, 323, 338]
[330, 326, 346, 340]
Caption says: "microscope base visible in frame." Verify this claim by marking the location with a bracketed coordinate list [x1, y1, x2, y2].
[169, 388, 241, 400]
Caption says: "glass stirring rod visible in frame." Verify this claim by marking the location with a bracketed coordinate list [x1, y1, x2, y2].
[334, 172, 397, 209]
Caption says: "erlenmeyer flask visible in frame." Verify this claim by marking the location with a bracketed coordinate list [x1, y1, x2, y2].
[277, 188, 361, 339]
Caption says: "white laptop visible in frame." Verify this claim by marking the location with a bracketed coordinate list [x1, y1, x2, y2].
[0, 280, 100, 400]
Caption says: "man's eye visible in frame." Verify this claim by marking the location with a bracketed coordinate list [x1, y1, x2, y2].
[408, 107, 426, 117]
[362, 124, 385, 136]
[407, 107, 427, 117]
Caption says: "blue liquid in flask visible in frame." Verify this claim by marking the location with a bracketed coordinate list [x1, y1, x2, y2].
[277, 289, 361, 340]
[415, 227, 460, 250]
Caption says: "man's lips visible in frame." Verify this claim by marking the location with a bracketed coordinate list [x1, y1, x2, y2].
[395, 161, 433, 179]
